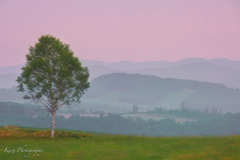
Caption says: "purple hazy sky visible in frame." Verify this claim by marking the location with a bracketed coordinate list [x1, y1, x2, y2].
[0, 0, 240, 66]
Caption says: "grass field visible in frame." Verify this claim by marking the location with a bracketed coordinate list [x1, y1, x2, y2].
[0, 127, 240, 160]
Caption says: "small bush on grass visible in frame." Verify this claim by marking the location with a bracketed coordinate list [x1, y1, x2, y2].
[4, 125, 19, 129]
[0, 126, 93, 139]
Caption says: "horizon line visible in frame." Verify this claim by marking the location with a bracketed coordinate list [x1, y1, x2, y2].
[0, 57, 237, 67]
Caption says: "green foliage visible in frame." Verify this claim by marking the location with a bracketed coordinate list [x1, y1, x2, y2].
[15, 35, 90, 137]
[16, 34, 90, 110]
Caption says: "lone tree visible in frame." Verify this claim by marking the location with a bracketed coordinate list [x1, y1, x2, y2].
[16, 35, 90, 137]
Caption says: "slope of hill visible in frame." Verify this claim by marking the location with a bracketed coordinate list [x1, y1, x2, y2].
[1, 73, 240, 112]
[84, 73, 240, 112]
[2, 61, 240, 89]
[87, 65, 121, 81]
[222, 77, 240, 89]
[1, 58, 240, 89]
[0, 73, 19, 89]
[168, 58, 240, 70]
[0, 58, 240, 88]
[210, 58, 240, 70]
[131, 62, 240, 88]
[102, 61, 171, 71]
[0, 63, 24, 74]
[0, 86, 24, 101]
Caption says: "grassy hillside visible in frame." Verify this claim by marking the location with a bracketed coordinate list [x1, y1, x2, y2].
[0, 127, 240, 160]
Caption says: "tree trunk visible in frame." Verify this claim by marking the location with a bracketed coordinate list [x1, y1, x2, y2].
[51, 111, 56, 138]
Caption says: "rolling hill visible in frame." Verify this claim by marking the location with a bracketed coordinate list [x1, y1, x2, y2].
[0, 73, 19, 89]
[83, 73, 240, 112]
[131, 62, 240, 88]
[1, 73, 240, 113]
[1, 58, 240, 89]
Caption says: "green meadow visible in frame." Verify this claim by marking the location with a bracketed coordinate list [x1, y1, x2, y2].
[0, 128, 240, 160]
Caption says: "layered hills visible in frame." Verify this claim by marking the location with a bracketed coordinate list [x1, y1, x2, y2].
[1, 58, 240, 89]
[2, 73, 240, 113]
[84, 73, 240, 112]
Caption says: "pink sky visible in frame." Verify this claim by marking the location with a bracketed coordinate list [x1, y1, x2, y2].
[0, 0, 240, 66]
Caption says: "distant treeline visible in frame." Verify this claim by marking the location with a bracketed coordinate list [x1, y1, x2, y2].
[0, 101, 36, 117]
[1, 102, 240, 136]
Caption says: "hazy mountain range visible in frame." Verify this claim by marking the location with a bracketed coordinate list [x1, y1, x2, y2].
[1, 73, 240, 113]
[1, 58, 240, 89]
[84, 73, 240, 112]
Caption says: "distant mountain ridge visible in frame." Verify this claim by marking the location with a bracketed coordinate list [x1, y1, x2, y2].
[84, 73, 240, 112]
[131, 62, 240, 88]
[0, 63, 25, 74]
[2, 73, 240, 113]
[81, 58, 240, 71]
[0, 58, 240, 89]
[0, 73, 19, 89]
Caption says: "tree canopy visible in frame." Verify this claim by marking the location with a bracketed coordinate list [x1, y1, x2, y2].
[16, 35, 90, 137]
